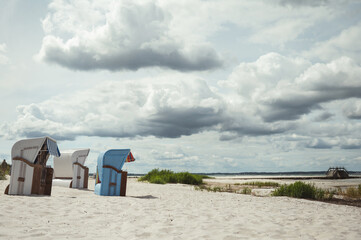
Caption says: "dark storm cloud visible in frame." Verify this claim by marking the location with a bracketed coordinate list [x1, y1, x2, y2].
[261, 86, 361, 122]
[278, 0, 330, 7]
[314, 112, 334, 121]
[143, 107, 225, 138]
[23, 131, 76, 141]
[42, 46, 223, 72]
[346, 113, 361, 120]
[220, 118, 295, 138]
[258, 56, 361, 122]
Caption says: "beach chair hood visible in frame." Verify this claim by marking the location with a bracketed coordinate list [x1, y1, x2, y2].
[96, 149, 134, 181]
[11, 136, 60, 163]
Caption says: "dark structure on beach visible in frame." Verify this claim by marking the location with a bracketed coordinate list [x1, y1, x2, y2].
[326, 167, 349, 179]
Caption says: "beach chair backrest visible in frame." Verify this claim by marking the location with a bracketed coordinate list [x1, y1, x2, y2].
[8, 137, 60, 195]
[95, 149, 134, 196]
[53, 149, 90, 188]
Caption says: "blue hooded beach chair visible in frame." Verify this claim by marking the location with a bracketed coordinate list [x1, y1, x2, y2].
[94, 149, 135, 196]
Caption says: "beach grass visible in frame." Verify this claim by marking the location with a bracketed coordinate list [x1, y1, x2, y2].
[0, 169, 5, 180]
[272, 181, 334, 200]
[139, 169, 204, 185]
[241, 181, 279, 188]
[195, 184, 236, 193]
[241, 187, 252, 194]
[338, 184, 361, 198]
[195, 181, 280, 194]
[0, 165, 10, 180]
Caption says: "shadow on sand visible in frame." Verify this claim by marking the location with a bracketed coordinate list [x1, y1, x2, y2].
[129, 195, 158, 199]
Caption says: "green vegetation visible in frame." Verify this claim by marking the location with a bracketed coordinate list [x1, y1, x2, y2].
[272, 181, 333, 200]
[0, 160, 11, 180]
[0, 169, 5, 180]
[195, 184, 234, 193]
[241, 181, 279, 188]
[241, 187, 252, 194]
[337, 184, 361, 198]
[139, 169, 204, 185]
[195, 184, 253, 194]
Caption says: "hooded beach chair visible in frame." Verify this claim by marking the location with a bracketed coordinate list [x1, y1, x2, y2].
[94, 149, 135, 196]
[53, 149, 90, 189]
[4, 136, 60, 196]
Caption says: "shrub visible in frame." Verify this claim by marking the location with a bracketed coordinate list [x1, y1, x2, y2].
[273, 181, 318, 199]
[179, 172, 203, 185]
[150, 176, 166, 184]
[139, 169, 204, 185]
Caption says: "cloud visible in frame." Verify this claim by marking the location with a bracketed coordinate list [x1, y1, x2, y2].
[0, 43, 9, 65]
[343, 99, 361, 119]
[340, 138, 361, 149]
[278, 0, 331, 7]
[313, 112, 334, 121]
[3, 51, 361, 149]
[305, 138, 336, 149]
[150, 149, 185, 161]
[1, 76, 225, 140]
[36, 0, 222, 71]
[307, 22, 361, 63]
[36, 0, 342, 71]
[221, 53, 361, 123]
[260, 57, 361, 122]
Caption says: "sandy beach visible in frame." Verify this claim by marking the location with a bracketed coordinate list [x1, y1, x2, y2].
[1, 177, 360, 240]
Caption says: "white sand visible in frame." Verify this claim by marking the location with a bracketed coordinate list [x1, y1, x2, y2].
[1, 178, 360, 239]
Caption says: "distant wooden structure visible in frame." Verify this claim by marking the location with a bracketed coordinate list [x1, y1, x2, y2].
[326, 167, 349, 179]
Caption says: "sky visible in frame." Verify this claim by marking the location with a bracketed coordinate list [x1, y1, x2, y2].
[0, 0, 361, 174]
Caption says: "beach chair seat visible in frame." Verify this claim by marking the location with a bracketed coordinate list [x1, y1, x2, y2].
[5, 137, 60, 196]
[94, 149, 135, 196]
[53, 149, 90, 189]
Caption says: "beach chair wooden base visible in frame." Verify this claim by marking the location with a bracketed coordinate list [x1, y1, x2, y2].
[120, 171, 127, 196]
[83, 167, 89, 189]
[31, 167, 54, 195]
[4, 185, 9, 194]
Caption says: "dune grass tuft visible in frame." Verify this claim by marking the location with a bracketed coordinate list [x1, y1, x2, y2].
[337, 184, 361, 198]
[241, 187, 252, 194]
[272, 181, 334, 200]
[242, 181, 279, 188]
[0, 163, 11, 180]
[0, 169, 5, 180]
[139, 169, 204, 185]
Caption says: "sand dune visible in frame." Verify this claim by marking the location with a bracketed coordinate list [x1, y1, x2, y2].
[1, 178, 360, 239]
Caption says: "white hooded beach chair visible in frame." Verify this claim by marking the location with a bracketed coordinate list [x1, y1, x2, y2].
[53, 149, 90, 189]
[5, 136, 61, 196]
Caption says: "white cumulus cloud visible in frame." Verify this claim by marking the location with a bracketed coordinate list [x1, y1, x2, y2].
[36, 0, 222, 71]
